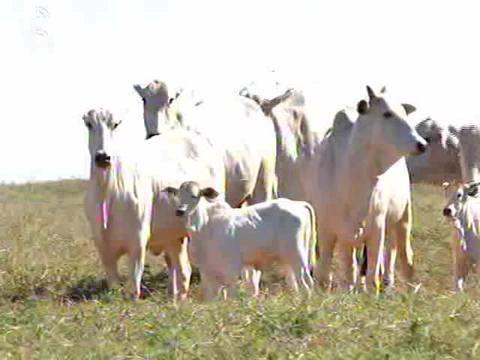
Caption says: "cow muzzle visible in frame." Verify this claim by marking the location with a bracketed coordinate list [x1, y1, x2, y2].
[443, 207, 453, 217]
[415, 141, 427, 154]
[175, 206, 187, 217]
[95, 152, 111, 168]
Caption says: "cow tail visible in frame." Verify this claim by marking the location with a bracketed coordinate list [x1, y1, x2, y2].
[304, 203, 317, 272]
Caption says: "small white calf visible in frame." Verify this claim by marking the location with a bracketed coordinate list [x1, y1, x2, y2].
[442, 181, 480, 291]
[164, 181, 317, 300]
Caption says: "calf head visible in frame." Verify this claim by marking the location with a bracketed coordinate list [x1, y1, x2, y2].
[164, 181, 219, 218]
[356, 86, 428, 159]
[442, 181, 480, 218]
[82, 108, 121, 169]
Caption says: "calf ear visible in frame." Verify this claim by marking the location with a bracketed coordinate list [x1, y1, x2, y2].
[163, 187, 178, 196]
[200, 187, 219, 199]
[357, 100, 369, 115]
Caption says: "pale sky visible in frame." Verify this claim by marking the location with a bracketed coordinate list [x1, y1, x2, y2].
[2, 0, 480, 183]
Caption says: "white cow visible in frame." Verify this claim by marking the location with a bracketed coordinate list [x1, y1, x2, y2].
[313, 87, 427, 291]
[448, 124, 480, 183]
[442, 180, 480, 291]
[164, 181, 317, 300]
[133, 80, 278, 207]
[407, 118, 461, 184]
[240, 86, 425, 290]
[82, 108, 225, 300]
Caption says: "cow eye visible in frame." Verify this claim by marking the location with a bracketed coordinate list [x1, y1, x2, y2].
[383, 111, 393, 118]
[457, 193, 462, 199]
[112, 123, 119, 130]
[424, 137, 432, 144]
[86, 122, 92, 130]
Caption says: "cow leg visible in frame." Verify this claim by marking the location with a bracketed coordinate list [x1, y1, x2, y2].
[365, 219, 386, 293]
[96, 242, 121, 288]
[165, 237, 192, 300]
[338, 242, 356, 290]
[249, 268, 262, 297]
[201, 272, 222, 301]
[250, 159, 277, 204]
[127, 244, 147, 300]
[241, 266, 261, 296]
[314, 232, 336, 289]
[384, 237, 397, 288]
[395, 205, 414, 284]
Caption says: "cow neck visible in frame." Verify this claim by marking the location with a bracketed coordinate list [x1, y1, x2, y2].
[89, 159, 120, 230]
[145, 107, 172, 139]
[339, 125, 398, 229]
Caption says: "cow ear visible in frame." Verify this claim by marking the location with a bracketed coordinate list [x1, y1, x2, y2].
[163, 187, 178, 196]
[366, 85, 376, 101]
[357, 100, 369, 115]
[401, 103, 417, 116]
[200, 187, 219, 199]
[380, 86, 387, 94]
[467, 184, 479, 197]
[133, 84, 145, 97]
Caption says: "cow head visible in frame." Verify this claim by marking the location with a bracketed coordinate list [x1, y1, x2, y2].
[82, 108, 121, 169]
[133, 80, 173, 139]
[356, 86, 428, 159]
[164, 181, 219, 218]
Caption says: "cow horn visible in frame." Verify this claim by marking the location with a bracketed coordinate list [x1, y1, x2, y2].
[366, 86, 376, 101]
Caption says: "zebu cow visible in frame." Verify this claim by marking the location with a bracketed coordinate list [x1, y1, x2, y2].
[448, 124, 480, 183]
[240, 85, 425, 290]
[407, 118, 461, 184]
[133, 80, 278, 207]
[442, 181, 480, 291]
[82, 109, 225, 299]
[164, 181, 317, 300]
[313, 87, 427, 291]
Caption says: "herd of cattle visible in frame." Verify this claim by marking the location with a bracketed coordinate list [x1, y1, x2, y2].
[81, 80, 480, 301]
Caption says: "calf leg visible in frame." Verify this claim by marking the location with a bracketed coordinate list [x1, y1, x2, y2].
[453, 250, 469, 291]
[165, 237, 192, 300]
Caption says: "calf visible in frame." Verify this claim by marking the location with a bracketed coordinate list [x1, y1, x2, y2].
[164, 181, 317, 300]
[442, 181, 480, 291]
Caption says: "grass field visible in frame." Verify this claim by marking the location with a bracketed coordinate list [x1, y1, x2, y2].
[1, 180, 480, 359]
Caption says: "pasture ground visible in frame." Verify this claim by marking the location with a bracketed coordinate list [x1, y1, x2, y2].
[1, 180, 480, 359]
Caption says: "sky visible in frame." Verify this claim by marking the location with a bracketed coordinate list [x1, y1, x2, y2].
[2, 0, 480, 183]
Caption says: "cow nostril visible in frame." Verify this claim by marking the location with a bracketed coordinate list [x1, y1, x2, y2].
[95, 152, 111, 167]
[416, 141, 427, 154]
[443, 208, 452, 217]
[175, 209, 185, 217]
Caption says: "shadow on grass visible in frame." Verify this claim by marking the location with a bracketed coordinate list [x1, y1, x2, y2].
[61, 265, 203, 302]
[62, 276, 111, 303]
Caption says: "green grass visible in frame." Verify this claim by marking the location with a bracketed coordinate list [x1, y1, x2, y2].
[1, 181, 480, 359]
